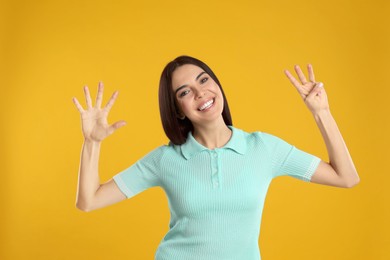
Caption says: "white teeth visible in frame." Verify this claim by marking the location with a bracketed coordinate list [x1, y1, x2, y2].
[199, 99, 214, 111]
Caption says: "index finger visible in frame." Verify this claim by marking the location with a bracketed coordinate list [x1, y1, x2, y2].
[104, 90, 119, 113]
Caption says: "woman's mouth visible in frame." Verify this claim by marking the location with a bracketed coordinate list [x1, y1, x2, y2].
[198, 98, 215, 111]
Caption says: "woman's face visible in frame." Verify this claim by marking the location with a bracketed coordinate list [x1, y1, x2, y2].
[171, 64, 224, 126]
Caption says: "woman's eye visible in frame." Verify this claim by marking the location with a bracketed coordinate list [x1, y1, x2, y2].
[201, 77, 208, 84]
[180, 90, 190, 97]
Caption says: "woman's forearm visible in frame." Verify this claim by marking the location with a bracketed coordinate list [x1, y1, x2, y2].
[75, 139, 102, 211]
[313, 109, 360, 186]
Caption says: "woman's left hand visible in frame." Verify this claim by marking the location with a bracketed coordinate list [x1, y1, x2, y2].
[284, 64, 330, 114]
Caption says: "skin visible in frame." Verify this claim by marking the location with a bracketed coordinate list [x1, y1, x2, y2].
[73, 82, 128, 212]
[72, 82, 127, 142]
[171, 64, 232, 149]
[72, 63, 359, 212]
[284, 64, 329, 114]
[284, 64, 359, 188]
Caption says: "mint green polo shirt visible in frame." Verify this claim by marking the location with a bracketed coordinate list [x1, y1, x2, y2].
[113, 125, 321, 260]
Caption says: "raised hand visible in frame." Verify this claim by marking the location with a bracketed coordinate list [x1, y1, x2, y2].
[72, 82, 127, 142]
[284, 64, 330, 114]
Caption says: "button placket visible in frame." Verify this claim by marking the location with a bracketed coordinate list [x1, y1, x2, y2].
[210, 150, 221, 189]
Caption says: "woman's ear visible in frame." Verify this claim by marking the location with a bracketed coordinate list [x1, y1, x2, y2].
[177, 113, 186, 120]
[175, 102, 185, 120]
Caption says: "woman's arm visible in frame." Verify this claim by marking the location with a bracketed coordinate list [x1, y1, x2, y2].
[284, 64, 360, 188]
[73, 82, 127, 211]
[75, 139, 126, 211]
[75, 139, 102, 210]
[310, 109, 360, 187]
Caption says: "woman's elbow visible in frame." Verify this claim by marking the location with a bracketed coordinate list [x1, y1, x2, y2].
[76, 201, 93, 212]
[345, 174, 360, 188]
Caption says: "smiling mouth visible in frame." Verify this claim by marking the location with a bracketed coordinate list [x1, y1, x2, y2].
[198, 98, 215, 111]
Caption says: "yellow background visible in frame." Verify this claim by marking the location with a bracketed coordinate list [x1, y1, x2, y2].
[1, 0, 389, 259]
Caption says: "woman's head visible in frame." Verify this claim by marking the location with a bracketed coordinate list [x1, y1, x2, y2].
[159, 55, 233, 145]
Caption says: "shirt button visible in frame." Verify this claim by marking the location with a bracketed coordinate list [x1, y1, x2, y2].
[213, 153, 217, 157]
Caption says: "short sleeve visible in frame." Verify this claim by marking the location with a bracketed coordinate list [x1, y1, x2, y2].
[113, 145, 165, 199]
[260, 132, 322, 182]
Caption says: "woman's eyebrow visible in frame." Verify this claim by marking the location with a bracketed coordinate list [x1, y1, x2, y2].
[175, 71, 207, 95]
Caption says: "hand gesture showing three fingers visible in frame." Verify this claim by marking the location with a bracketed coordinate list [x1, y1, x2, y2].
[284, 64, 330, 114]
[72, 82, 127, 142]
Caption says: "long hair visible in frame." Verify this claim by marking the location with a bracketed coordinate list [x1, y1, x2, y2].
[158, 55, 233, 145]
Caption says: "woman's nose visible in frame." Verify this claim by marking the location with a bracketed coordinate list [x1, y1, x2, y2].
[196, 92, 205, 99]
[195, 88, 205, 99]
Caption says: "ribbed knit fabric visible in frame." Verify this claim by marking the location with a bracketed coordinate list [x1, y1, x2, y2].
[113, 125, 322, 260]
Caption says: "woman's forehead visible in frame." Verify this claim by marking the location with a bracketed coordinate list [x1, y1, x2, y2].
[172, 64, 203, 82]
[172, 64, 203, 89]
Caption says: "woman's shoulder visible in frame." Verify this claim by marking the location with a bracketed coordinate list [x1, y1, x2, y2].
[232, 126, 282, 147]
[137, 142, 172, 160]
[150, 140, 182, 157]
[232, 125, 265, 139]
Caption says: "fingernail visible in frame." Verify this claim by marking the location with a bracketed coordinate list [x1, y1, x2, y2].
[318, 82, 323, 88]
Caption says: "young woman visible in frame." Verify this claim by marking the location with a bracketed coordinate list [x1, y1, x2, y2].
[73, 55, 360, 260]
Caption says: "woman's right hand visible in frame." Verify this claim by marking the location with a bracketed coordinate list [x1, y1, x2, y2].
[72, 82, 127, 142]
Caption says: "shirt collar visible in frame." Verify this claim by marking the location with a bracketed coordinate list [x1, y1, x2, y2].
[180, 125, 247, 160]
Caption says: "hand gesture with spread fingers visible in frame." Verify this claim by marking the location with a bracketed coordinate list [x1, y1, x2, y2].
[284, 64, 330, 114]
[72, 82, 127, 142]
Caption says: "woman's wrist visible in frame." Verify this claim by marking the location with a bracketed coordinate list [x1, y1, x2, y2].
[84, 138, 102, 145]
[312, 108, 331, 119]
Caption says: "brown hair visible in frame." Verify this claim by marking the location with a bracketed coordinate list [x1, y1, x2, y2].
[158, 55, 233, 145]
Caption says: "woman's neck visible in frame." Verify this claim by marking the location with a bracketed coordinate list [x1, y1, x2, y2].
[192, 118, 232, 150]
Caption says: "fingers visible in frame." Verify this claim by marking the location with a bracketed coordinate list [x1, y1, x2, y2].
[72, 97, 85, 113]
[294, 65, 308, 84]
[308, 64, 315, 82]
[84, 85, 93, 109]
[285, 64, 316, 85]
[307, 82, 324, 99]
[95, 81, 104, 108]
[104, 90, 119, 113]
[76, 82, 119, 113]
[284, 69, 302, 89]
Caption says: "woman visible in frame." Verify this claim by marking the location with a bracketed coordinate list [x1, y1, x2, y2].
[72, 55, 360, 260]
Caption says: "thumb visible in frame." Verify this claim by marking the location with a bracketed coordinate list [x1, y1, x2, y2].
[108, 120, 127, 134]
[308, 82, 323, 99]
